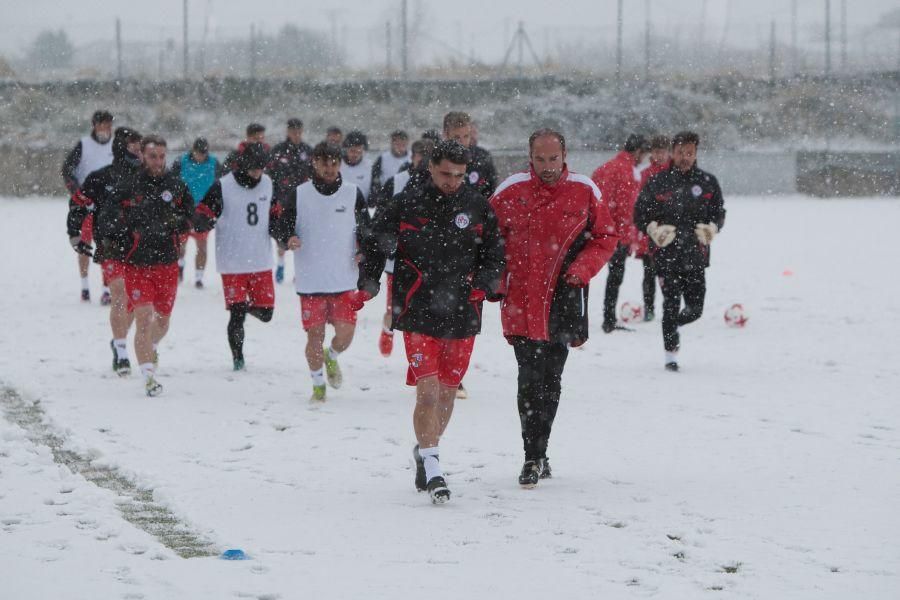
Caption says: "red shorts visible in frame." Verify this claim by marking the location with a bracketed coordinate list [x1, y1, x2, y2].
[222, 271, 275, 309]
[124, 263, 179, 316]
[403, 332, 475, 388]
[179, 230, 210, 244]
[81, 213, 94, 244]
[299, 292, 358, 331]
[102, 259, 127, 282]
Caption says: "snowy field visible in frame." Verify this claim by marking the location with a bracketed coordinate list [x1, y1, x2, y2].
[1, 194, 898, 599]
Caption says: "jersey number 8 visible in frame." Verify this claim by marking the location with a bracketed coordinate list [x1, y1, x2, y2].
[246, 202, 258, 226]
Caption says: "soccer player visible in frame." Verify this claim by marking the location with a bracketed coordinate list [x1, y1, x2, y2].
[100, 135, 194, 396]
[634, 131, 726, 372]
[340, 131, 374, 206]
[634, 134, 672, 321]
[275, 142, 371, 402]
[62, 110, 114, 302]
[193, 143, 278, 370]
[370, 130, 411, 201]
[357, 140, 505, 504]
[224, 123, 268, 173]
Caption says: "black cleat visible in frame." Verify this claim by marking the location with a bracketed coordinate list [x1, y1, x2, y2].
[538, 457, 552, 479]
[81, 289, 90, 302]
[643, 309, 655, 322]
[602, 322, 634, 333]
[413, 445, 427, 492]
[519, 460, 540, 488]
[195, 280, 204, 289]
[665, 361, 679, 372]
[114, 358, 131, 377]
[426, 476, 451, 504]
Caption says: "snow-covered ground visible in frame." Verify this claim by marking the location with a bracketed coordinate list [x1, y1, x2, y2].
[1, 195, 898, 599]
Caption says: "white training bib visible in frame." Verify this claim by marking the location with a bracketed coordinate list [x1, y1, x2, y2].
[341, 157, 373, 202]
[214, 173, 274, 274]
[376, 150, 411, 187]
[74, 135, 114, 185]
[293, 181, 360, 294]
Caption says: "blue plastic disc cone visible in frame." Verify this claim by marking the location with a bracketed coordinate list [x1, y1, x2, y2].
[221, 548, 248, 560]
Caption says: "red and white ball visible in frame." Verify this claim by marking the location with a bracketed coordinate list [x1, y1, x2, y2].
[619, 302, 644, 324]
[724, 303, 748, 328]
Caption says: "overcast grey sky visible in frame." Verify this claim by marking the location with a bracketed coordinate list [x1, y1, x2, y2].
[1, 0, 897, 66]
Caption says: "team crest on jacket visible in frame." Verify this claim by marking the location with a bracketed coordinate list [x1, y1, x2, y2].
[411, 352, 423, 368]
[468, 171, 479, 184]
[162, 190, 173, 203]
[454, 213, 470, 229]
[691, 185, 702, 197]
[132, 290, 141, 300]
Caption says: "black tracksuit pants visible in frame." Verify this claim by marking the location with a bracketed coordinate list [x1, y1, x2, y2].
[602, 244, 629, 326]
[658, 268, 706, 352]
[511, 337, 570, 461]
[641, 255, 657, 313]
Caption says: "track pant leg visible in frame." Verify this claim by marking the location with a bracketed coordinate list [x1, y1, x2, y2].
[641, 255, 657, 311]
[602, 245, 629, 326]
[677, 270, 706, 326]
[512, 338, 570, 461]
[659, 271, 684, 352]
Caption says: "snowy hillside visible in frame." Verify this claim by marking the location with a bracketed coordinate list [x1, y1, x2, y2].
[1, 195, 898, 599]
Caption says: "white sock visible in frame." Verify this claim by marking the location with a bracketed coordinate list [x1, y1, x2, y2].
[140, 362, 155, 380]
[327, 346, 341, 360]
[114, 339, 128, 360]
[80, 276, 89, 290]
[382, 326, 393, 335]
[665, 351, 678, 364]
[420, 446, 442, 480]
[102, 286, 110, 295]
[277, 255, 285, 267]
[177, 258, 185, 268]
[310, 368, 325, 386]
[195, 269, 204, 282]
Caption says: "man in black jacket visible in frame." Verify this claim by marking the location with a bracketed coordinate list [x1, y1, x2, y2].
[67, 126, 143, 376]
[357, 140, 505, 504]
[633, 131, 726, 372]
[100, 135, 194, 396]
[443, 111, 497, 200]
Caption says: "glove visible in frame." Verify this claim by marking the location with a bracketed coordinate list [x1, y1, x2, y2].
[647, 221, 676, 248]
[347, 290, 372, 312]
[694, 222, 718, 245]
[69, 235, 93, 257]
[468, 288, 487, 303]
[563, 273, 587, 288]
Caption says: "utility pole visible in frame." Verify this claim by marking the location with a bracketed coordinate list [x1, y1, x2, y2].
[116, 18, 122, 80]
[401, 0, 408, 78]
[644, 0, 651, 80]
[386, 21, 392, 73]
[840, 0, 847, 71]
[769, 20, 777, 84]
[824, 0, 832, 77]
[791, 0, 798, 76]
[616, 0, 623, 90]
[183, 0, 189, 79]
[250, 23, 256, 79]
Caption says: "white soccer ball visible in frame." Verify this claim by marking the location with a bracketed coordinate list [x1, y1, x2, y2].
[724, 303, 748, 328]
[619, 301, 644, 323]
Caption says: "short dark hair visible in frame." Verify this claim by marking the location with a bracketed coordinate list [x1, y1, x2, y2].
[238, 142, 269, 170]
[141, 135, 167, 150]
[442, 111, 471, 132]
[421, 129, 441, 143]
[92, 110, 113, 125]
[115, 127, 141, 144]
[624, 133, 650, 153]
[430, 140, 470, 166]
[650, 134, 670, 150]
[342, 130, 368, 149]
[287, 118, 303, 130]
[312, 142, 342, 161]
[672, 130, 700, 147]
[326, 126, 343, 136]
[528, 128, 566, 154]
[246, 123, 266, 137]
[192, 137, 209, 153]
[390, 129, 408, 140]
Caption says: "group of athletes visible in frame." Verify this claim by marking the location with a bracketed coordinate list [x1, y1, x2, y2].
[63, 109, 724, 504]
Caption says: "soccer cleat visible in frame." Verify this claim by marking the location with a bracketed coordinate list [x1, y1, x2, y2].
[426, 476, 451, 504]
[378, 330, 394, 357]
[110, 340, 118, 371]
[195, 280, 204, 290]
[643, 309, 655, 322]
[538, 457, 552, 479]
[81, 289, 90, 302]
[323, 347, 342, 389]
[665, 361, 679, 372]
[519, 460, 540, 488]
[233, 357, 245, 371]
[602, 321, 634, 333]
[100, 291, 111, 306]
[275, 264, 285, 284]
[413, 445, 427, 492]
[455, 382, 468, 399]
[310, 384, 326, 402]
[114, 359, 131, 377]
[145, 377, 163, 397]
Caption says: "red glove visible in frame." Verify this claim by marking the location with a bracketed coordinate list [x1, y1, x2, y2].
[468, 288, 486, 303]
[563, 273, 587, 288]
[348, 290, 372, 311]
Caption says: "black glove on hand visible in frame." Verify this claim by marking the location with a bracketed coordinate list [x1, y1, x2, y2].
[69, 235, 93, 257]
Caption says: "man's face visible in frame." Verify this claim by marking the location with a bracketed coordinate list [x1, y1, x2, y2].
[428, 159, 467, 195]
[191, 149, 207, 163]
[633, 149, 649, 165]
[530, 135, 566, 186]
[444, 124, 472, 148]
[247, 167, 264, 180]
[672, 143, 697, 172]
[314, 156, 341, 183]
[94, 121, 112, 143]
[143, 144, 167, 177]
[410, 151, 424, 169]
[326, 132, 343, 146]
[344, 145, 364, 165]
[650, 147, 670, 166]
[127, 140, 143, 159]
[287, 127, 303, 144]
[247, 132, 265, 144]
[390, 137, 408, 157]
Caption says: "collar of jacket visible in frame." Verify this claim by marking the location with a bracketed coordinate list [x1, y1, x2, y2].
[669, 163, 700, 179]
[234, 170, 262, 189]
[312, 174, 343, 196]
[424, 181, 467, 208]
[140, 169, 169, 187]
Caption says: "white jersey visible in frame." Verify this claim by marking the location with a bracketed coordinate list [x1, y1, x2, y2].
[341, 157, 373, 202]
[214, 173, 274, 275]
[375, 150, 411, 187]
[293, 180, 360, 294]
[74, 135, 114, 185]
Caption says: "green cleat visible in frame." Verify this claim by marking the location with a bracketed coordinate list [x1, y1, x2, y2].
[310, 384, 327, 402]
[323, 347, 343, 389]
[145, 377, 163, 397]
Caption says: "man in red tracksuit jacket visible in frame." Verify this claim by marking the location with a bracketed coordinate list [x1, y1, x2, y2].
[591, 134, 650, 332]
[491, 129, 619, 487]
